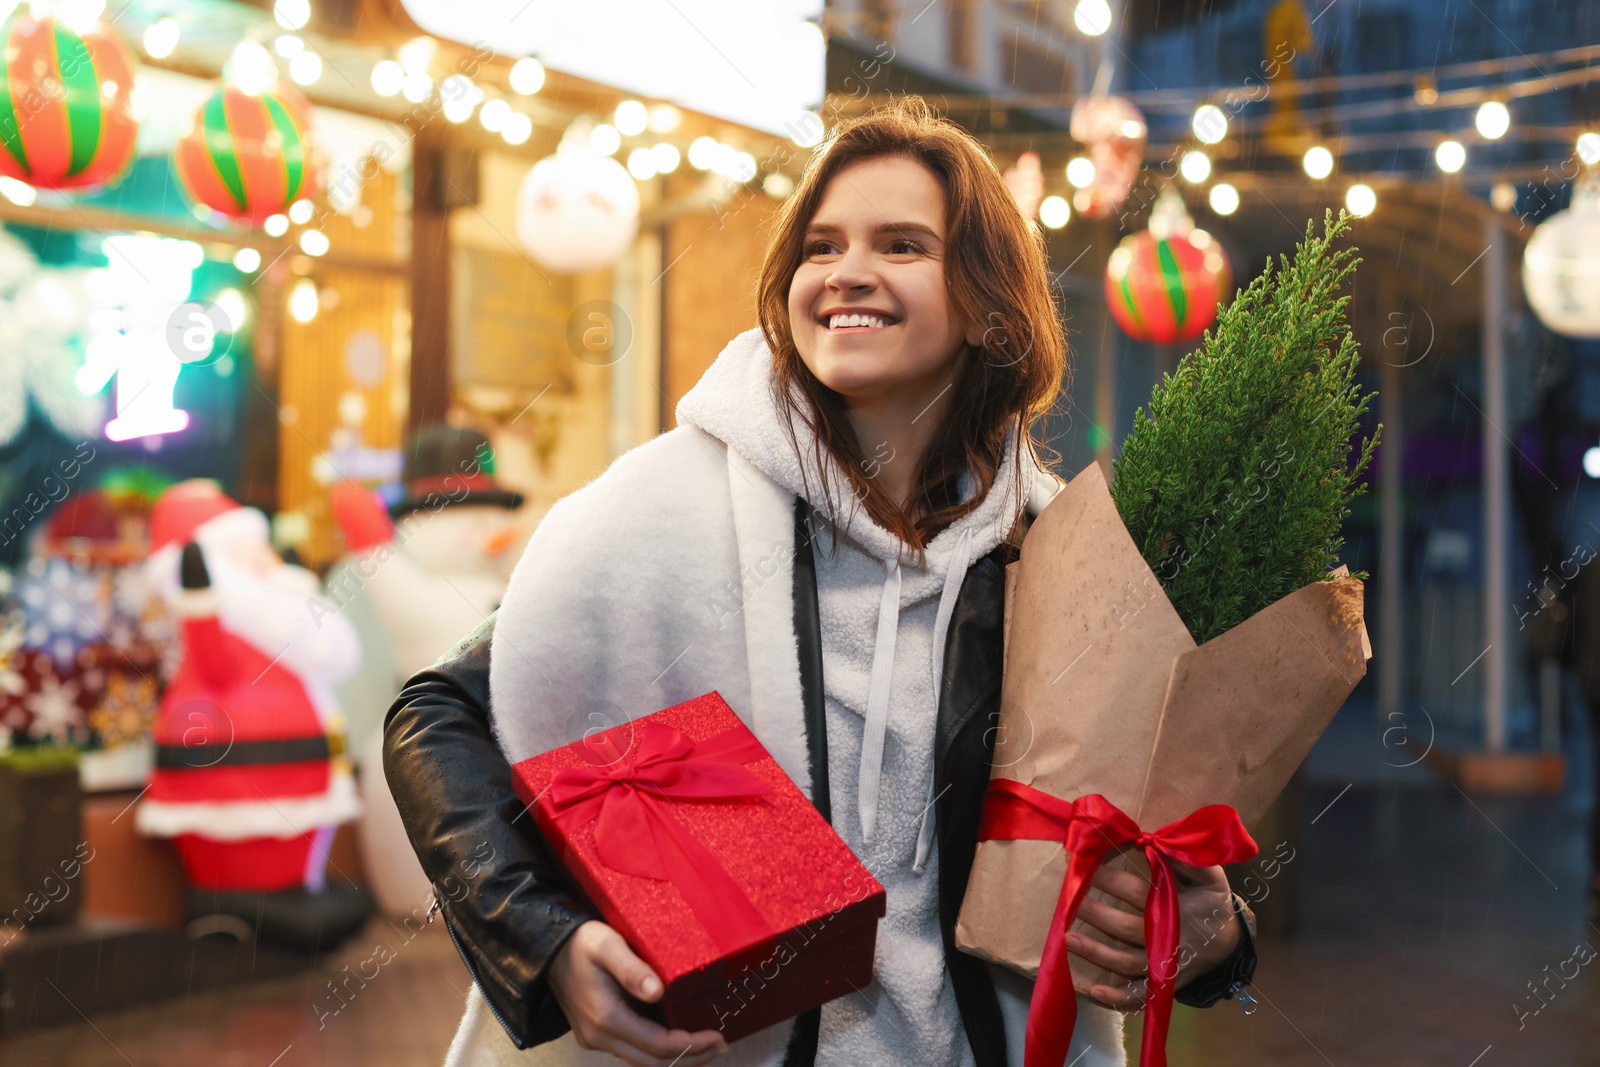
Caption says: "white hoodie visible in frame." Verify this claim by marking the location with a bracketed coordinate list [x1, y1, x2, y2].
[460, 329, 1124, 1067]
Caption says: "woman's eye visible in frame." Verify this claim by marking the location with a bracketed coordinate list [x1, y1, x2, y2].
[805, 240, 837, 256]
[886, 240, 924, 255]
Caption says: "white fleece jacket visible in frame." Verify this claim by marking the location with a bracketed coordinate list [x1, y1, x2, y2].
[454, 328, 1125, 1067]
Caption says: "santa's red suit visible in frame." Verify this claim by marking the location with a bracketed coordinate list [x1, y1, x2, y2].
[136, 482, 362, 893]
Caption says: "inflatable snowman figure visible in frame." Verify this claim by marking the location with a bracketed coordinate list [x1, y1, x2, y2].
[329, 426, 524, 916]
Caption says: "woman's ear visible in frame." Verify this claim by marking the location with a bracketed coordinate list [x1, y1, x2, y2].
[963, 310, 988, 348]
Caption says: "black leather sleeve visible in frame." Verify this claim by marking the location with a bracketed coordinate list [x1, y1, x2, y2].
[1173, 894, 1258, 1008]
[383, 612, 595, 1049]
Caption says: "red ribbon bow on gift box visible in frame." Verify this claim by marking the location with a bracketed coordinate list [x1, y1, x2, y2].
[548, 723, 775, 954]
[977, 779, 1258, 1067]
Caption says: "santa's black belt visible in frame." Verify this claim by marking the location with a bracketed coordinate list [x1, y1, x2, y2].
[155, 735, 342, 769]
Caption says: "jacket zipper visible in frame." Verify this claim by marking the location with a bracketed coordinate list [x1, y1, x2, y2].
[1231, 984, 1259, 1014]
[436, 899, 525, 1048]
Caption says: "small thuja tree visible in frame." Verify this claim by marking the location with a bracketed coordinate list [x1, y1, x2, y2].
[1111, 210, 1381, 644]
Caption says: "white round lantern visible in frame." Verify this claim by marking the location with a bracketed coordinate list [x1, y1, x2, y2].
[514, 144, 641, 274]
[1524, 178, 1600, 338]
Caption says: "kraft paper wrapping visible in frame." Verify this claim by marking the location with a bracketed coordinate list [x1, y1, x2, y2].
[955, 462, 1370, 987]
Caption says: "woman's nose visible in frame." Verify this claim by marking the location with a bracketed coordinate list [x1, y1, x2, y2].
[825, 244, 877, 292]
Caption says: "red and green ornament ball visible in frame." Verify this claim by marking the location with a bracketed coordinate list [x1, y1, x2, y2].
[1104, 228, 1233, 345]
[174, 83, 321, 225]
[0, 12, 140, 190]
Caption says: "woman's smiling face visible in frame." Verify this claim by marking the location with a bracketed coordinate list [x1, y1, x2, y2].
[788, 155, 976, 411]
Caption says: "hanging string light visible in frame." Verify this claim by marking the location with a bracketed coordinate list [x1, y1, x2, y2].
[1475, 100, 1510, 140]
[1577, 132, 1600, 166]
[1066, 156, 1096, 188]
[509, 57, 545, 95]
[1303, 145, 1334, 179]
[613, 100, 648, 136]
[1208, 182, 1239, 215]
[1435, 140, 1466, 173]
[1345, 183, 1376, 217]
[1039, 195, 1071, 229]
[143, 16, 180, 58]
[1073, 0, 1112, 37]
[371, 59, 403, 96]
[1192, 104, 1227, 145]
[1179, 150, 1211, 184]
[274, 0, 311, 31]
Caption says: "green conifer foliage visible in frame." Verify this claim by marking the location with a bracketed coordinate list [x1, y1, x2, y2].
[1110, 211, 1381, 644]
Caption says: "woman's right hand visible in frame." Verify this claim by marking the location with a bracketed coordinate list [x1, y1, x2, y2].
[547, 920, 729, 1066]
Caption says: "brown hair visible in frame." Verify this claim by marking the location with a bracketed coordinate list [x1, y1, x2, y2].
[756, 97, 1067, 556]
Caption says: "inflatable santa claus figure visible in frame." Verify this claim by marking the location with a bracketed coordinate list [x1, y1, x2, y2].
[136, 481, 371, 950]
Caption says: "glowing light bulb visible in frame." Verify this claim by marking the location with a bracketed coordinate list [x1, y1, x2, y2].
[0, 177, 35, 207]
[1344, 183, 1376, 217]
[1302, 145, 1334, 180]
[288, 50, 321, 86]
[1435, 140, 1466, 173]
[509, 57, 545, 96]
[649, 104, 681, 133]
[501, 112, 532, 145]
[233, 247, 261, 272]
[1066, 156, 1095, 188]
[1073, 0, 1112, 36]
[289, 278, 319, 323]
[688, 136, 717, 170]
[273, 0, 311, 31]
[590, 123, 621, 156]
[399, 36, 435, 74]
[1039, 195, 1071, 229]
[401, 71, 432, 103]
[228, 41, 276, 96]
[1192, 104, 1227, 145]
[627, 148, 658, 181]
[651, 143, 680, 174]
[370, 60, 403, 97]
[143, 17, 179, 59]
[1475, 100, 1510, 140]
[215, 288, 248, 331]
[1179, 150, 1211, 184]
[479, 98, 510, 132]
[1208, 182, 1239, 215]
[614, 100, 648, 137]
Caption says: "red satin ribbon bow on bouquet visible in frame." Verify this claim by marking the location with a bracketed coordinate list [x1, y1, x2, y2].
[977, 779, 1258, 1067]
[548, 723, 775, 953]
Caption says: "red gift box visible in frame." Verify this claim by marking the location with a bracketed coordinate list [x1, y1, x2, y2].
[511, 691, 887, 1042]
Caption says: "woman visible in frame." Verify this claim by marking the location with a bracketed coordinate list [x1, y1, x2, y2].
[386, 98, 1258, 1067]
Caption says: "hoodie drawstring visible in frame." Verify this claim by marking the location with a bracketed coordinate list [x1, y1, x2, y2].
[914, 526, 973, 874]
[857, 554, 901, 848]
[857, 526, 976, 875]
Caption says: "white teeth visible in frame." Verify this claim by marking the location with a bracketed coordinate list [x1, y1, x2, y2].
[828, 313, 889, 329]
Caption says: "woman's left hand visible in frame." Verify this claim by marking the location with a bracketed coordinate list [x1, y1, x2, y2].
[1066, 860, 1240, 1013]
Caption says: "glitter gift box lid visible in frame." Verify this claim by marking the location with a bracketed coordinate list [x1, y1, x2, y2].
[511, 691, 886, 1039]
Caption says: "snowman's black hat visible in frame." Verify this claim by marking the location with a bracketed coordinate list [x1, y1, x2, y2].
[389, 426, 525, 519]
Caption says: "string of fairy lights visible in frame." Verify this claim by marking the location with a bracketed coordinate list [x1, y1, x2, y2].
[8, 0, 1596, 248]
[825, 1, 1600, 230]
